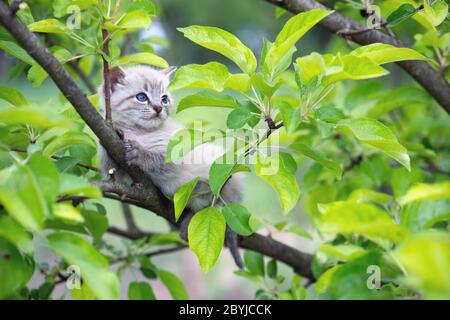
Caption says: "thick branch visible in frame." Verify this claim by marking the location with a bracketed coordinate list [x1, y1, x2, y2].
[264, 0, 450, 114]
[0, 2, 313, 280]
[95, 181, 314, 279]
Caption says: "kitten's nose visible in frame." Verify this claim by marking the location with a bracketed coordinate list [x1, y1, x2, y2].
[153, 106, 162, 114]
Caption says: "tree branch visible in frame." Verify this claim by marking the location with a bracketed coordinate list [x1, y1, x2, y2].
[0, 2, 313, 280]
[101, 27, 112, 122]
[94, 181, 314, 279]
[264, 0, 450, 114]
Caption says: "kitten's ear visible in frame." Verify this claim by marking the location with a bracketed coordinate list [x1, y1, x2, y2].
[110, 66, 125, 92]
[160, 66, 177, 80]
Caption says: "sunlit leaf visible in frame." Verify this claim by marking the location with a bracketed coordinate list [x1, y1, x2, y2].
[173, 177, 199, 222]
[156, 269, 190, 300]
[319, 201, 409, 243]
[188, 207, 226, 273]
[393, 231, 450, 299]
[336, 118, 410, 170]
[399, 182, 450, 206]
[178, 26, 257, 73]
[222, 204, 253, 236]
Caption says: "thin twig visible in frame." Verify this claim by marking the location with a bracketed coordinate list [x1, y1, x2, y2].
[102, 27, 112, 122]
[121, 202, 142, 237]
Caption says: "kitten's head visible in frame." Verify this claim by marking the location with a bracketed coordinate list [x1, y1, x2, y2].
[101, 65, 177, 129]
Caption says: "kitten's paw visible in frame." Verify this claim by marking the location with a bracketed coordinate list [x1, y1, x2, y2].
[114, 126, 124, 140]
[124, 139, 140, 166]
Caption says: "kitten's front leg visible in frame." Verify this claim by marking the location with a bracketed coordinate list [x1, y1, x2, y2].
[124, 139, 144, 168]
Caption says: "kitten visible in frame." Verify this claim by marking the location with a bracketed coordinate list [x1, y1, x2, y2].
[99, 65, 244, 268]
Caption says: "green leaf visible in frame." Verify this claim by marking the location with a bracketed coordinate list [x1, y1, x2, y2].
[255, 152, 300, 214]
[423, 0, 448, 27]
[315, 105, 344, 123]
[348, 189, 392, 205]
[114, 52, 168, 68]
[288, 225, 313, 240]
[278, 102, 302, 134]
[0, 238, 33, 299]
[174, 177, 199, 222]
[0, 86, 27, 106]
[177, 26, 257, 73]
[169, 62, 230, 91]
[294, 52, 327, 86]
[224, 73, 251, 92]
[156, 269, 190, 300]
[0, 165, 48, 231]
[71, 283, 94, 300]
[116, 10, 151, 30]
[319, 201, 409, 243]
[188, 207, 226, 273]
[28, 153, 60, 207]
[244, 250, 265, 277]
[399, 182, 450, 206]
[60, 173, 102, 199]
[387, 3, 418, 26]
[139, 255, 157, 279]
[47, 232, 120, 300]
[289, 142, 342, 178]
[53, 0, 97, 18]
[81, 209, 108, 242]
[28, 48, 72, 86]
[319, 244, 366, 262]
[128, 281, 156, 300]
[0, 106, 68, 128]
[264, 9, 332, 79]
[367, 86, 430, 117]
[324, 55, 389, 84]
[126, 0, 157, 16]
[0, 40, 34, 64]
[275, 7, 288, 19]
[28, 19, 68, 34]
[0, 216, 33, 254]
[400, 199, 450, 233]
[53, 203, 84, 224]
[226, 107, 252, 129]
[222, 204, 253, 236]
[209, 162, 250, 197]
[233, 270, 263, 283]
[315, 265, 341, 295]
[350, 43, 428, 65]
[43, 132, 95, 157]
[177, 90, 237, 113]
[336, 118, 410, 170]
[393, 231, 450, 299]
[328, 251, 394, 299]
[267, 259, 277, 279]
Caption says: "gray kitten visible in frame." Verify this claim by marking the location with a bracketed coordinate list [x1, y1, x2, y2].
[99, 65, 244, 268]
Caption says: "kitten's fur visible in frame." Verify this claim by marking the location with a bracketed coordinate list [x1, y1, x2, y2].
[99, 65, 244, 268]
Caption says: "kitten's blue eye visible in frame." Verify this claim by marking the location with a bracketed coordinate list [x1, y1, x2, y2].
[161, 94, 169, 105]
[135, 92, 148, 102]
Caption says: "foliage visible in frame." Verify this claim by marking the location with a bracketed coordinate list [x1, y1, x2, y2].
[0, 0, 449, 300]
